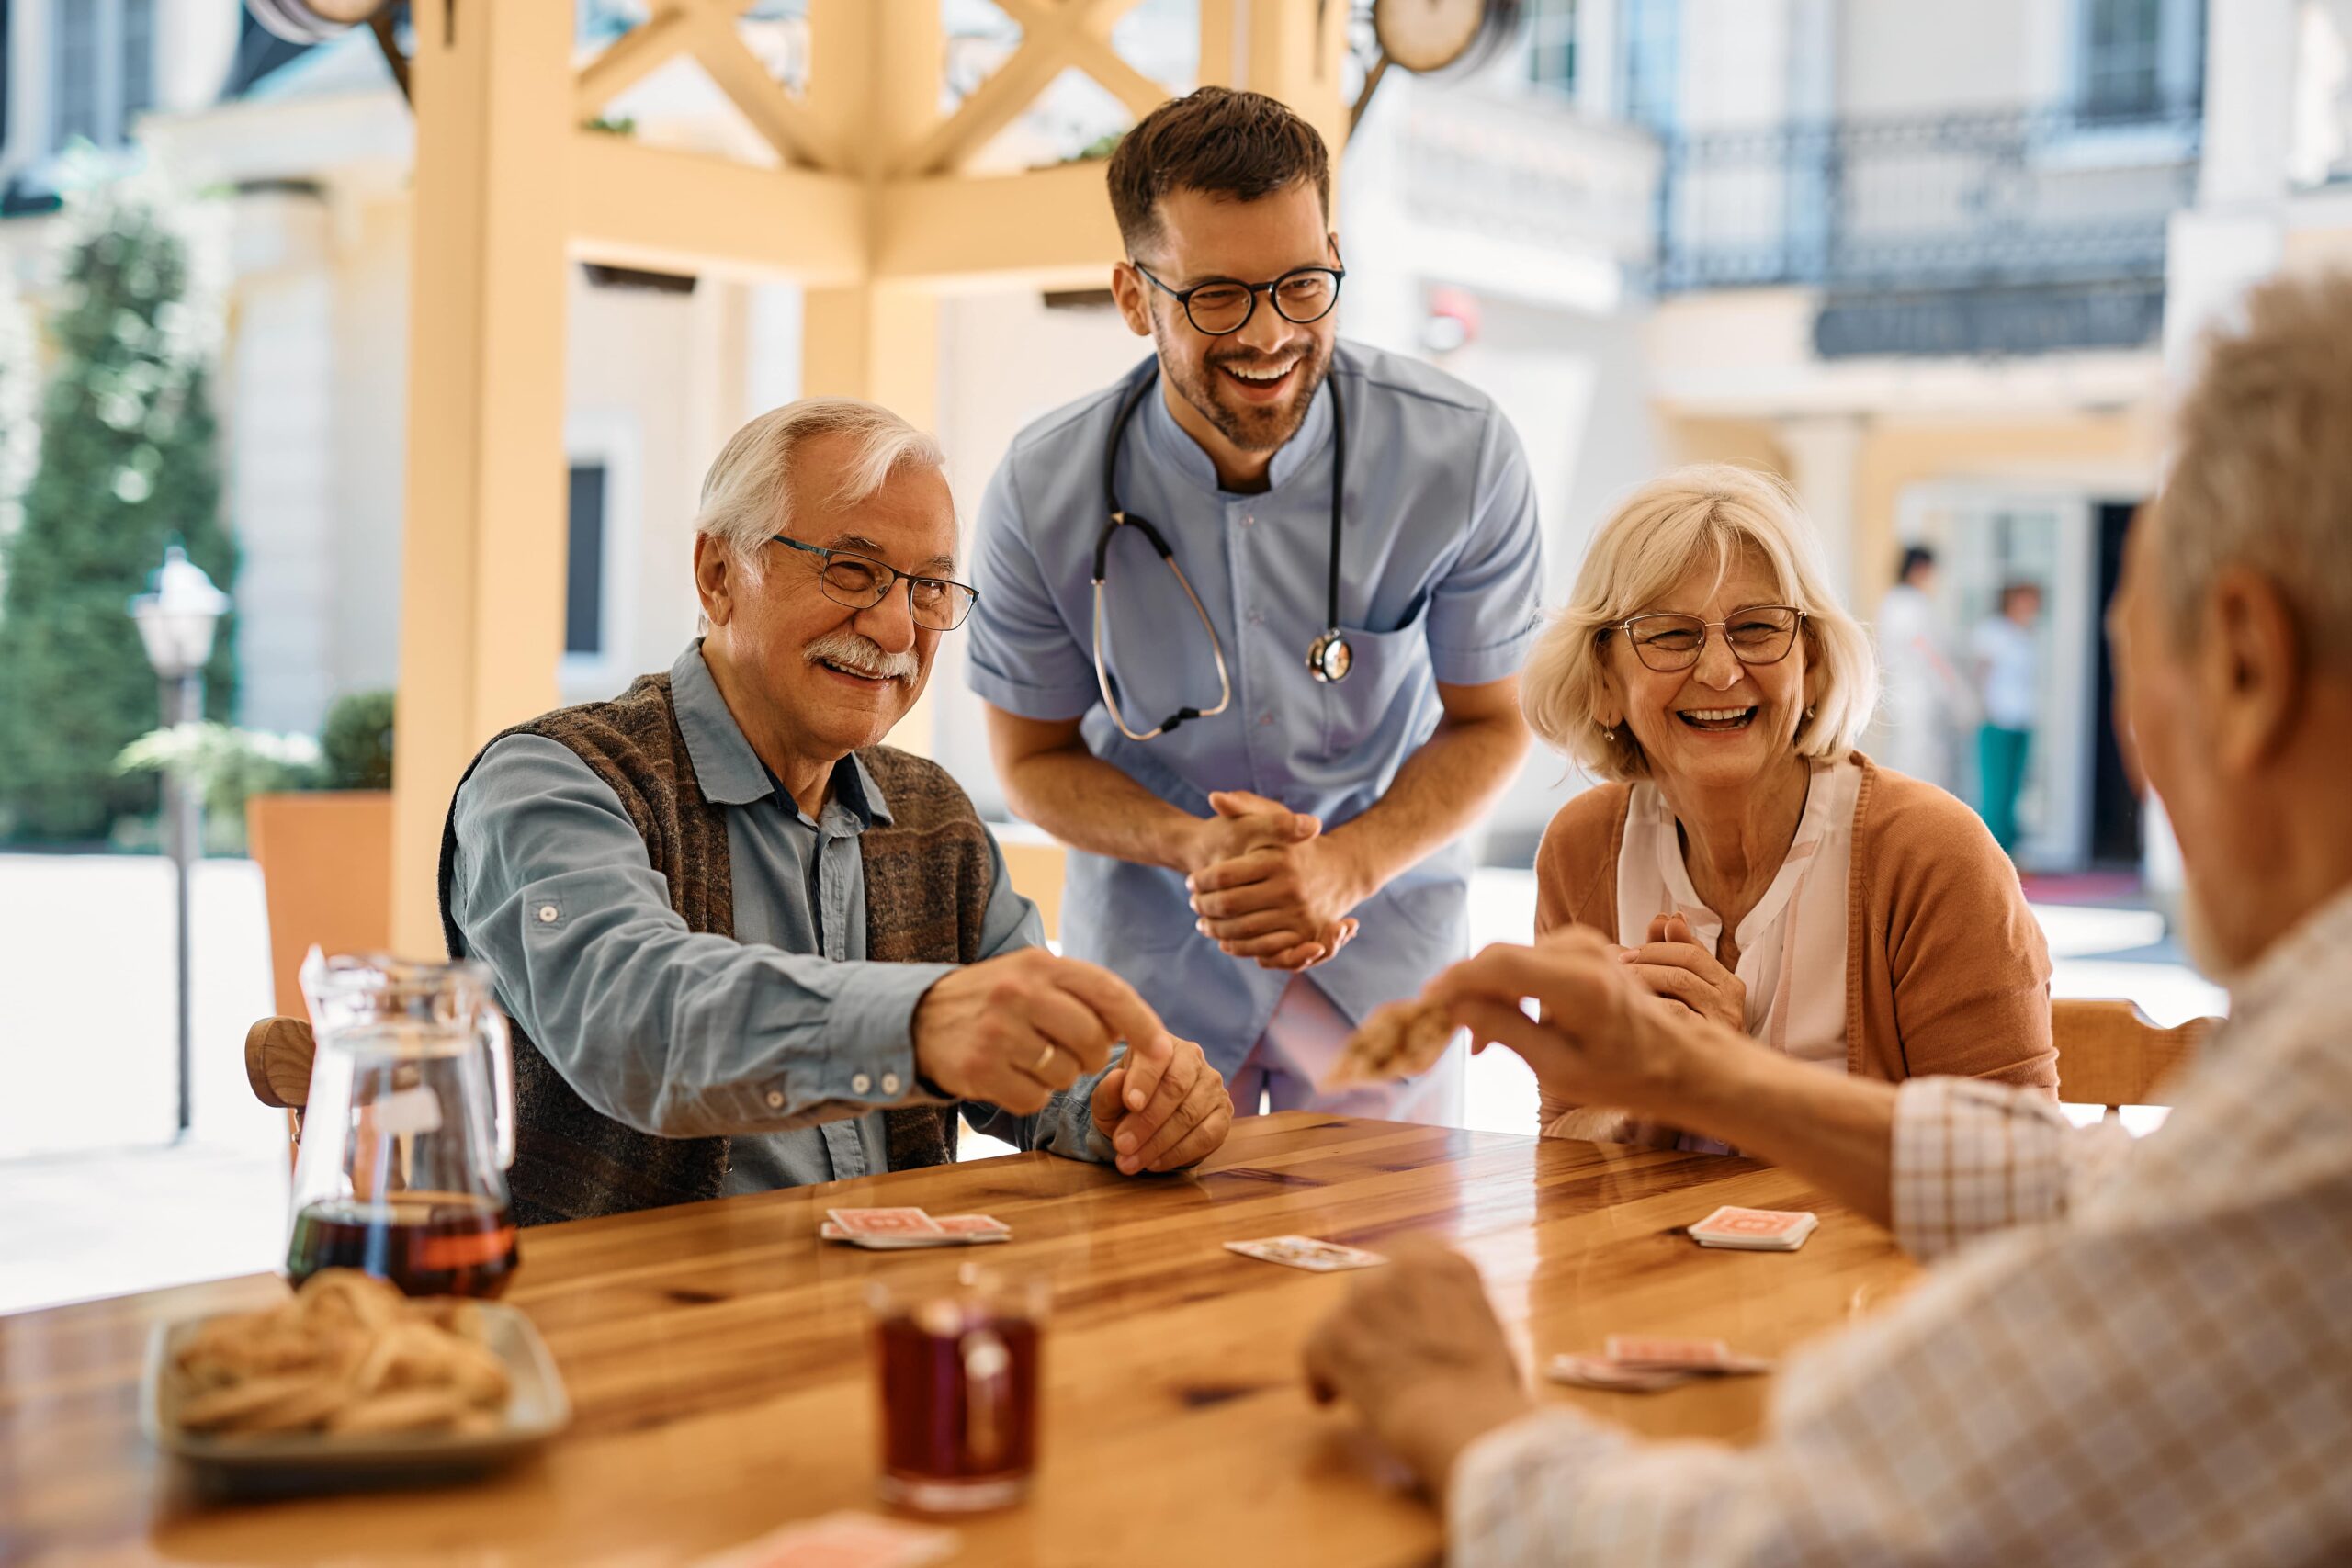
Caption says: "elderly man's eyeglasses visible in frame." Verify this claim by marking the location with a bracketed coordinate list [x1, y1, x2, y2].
[1132, 262, 1346, 336]
[1609, 605, 1804, 672]
[769, 535, 978, 631]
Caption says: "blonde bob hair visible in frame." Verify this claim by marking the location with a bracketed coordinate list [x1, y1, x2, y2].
[1521, 463, 1878, 783]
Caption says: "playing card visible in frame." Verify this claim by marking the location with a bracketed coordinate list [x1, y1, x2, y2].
[1602, 1335, 1773, 1374]
[931, 1213, 1011, 1237]
[827, 1207, 946, 1239]
[1689, 1205, 1818, 1251]
[695, 1510, 956, 1568]
[819, 1222, 1009, 1250]
[1545, 1353, 1699, 1393]
[1603, 1334, 1735, 1370]
[1323, 998, 1457, 1089]
[1224, 1235, 1387, 1272]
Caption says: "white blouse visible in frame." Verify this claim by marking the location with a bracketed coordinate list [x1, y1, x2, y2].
[1613, 756, 1861, 1073]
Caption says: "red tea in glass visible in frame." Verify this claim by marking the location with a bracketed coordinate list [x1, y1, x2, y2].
[285, 1191, 519, 1299]
[869, 1269, 1048, 1512]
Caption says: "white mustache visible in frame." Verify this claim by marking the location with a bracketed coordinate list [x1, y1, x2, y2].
[804, 630, 920, 682]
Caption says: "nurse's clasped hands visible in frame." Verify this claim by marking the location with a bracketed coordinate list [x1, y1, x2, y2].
[1185, 790, 1365, 973]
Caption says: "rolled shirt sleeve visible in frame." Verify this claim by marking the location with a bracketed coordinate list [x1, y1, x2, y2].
[1424, 406, 1544, 688]
[454, 734, 1123, 1164]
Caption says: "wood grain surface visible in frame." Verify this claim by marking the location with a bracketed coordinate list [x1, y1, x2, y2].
[0, 1113, 1919, 1567]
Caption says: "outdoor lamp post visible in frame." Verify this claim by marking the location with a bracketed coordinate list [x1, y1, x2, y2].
[130, 545, 230, 1142]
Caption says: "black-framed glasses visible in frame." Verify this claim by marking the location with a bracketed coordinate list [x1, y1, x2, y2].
[1132, 261, 1346, 336]
[1607, 605, 1804, 672]
[769, 535, 978, 631]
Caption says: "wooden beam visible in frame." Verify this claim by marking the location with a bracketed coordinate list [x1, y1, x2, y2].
[899, 37, 1067, 176]
[872, 161, 1124, 288]
[390, 0, 575, 956]
[567, 133, 865, 284]
[575, 6, 695, 122]
[992, 0, 1164, 119]
[679, 0, 839, 170]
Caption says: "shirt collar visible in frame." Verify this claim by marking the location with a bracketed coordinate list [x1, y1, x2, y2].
[2223, 880, 2352, 1024]
[1135, 355, 1339, 498]
[668, 641, 895, 827]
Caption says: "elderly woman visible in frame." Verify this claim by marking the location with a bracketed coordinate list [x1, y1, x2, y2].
[1520, 465, 2054, 1142]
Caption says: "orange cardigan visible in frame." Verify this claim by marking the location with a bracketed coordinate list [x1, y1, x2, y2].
[1533, 752, 2057, 1135]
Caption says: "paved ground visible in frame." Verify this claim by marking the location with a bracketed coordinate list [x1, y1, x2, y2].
[0, 853, 2223, 1316]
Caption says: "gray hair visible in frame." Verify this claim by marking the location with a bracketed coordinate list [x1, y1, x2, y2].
[693, 397, 948, 583]
[2161, 271, 2352, 670]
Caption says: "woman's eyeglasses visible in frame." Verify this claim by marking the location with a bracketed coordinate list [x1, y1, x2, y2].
[770, 536, 978, 631]
[1606, 605, 1804, 672]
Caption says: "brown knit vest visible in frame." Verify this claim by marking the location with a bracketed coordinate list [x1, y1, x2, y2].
[436, 672, 995, 1226]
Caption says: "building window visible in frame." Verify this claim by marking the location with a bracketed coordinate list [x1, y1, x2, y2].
[2078, 0, 2202, 120]
[1619, 0, 1679, 133]
[565, 463, 608, 657]
[49, 0, 157, 151]
[1526, 0, 1577, 98]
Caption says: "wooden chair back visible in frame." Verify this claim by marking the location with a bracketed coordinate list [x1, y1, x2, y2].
[244, 1016, 316, 1165]
[2052, 998, 2217, 1115]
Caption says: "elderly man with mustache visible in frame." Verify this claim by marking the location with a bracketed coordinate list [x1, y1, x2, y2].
[442, 398, 1233, 1224]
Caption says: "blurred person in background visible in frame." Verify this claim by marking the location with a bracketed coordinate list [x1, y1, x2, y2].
[1972, 581, 2044, 855]
[1875, 545, 1967, 790]
[1516, 467, 2054, 1147]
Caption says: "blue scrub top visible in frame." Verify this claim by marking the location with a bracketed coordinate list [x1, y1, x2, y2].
[965, 340, 1544, 1073]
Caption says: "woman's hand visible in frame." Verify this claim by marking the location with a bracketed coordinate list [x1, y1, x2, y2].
[1622, 912, 1747, 1033]
[1302, 1237, 1533, 1499]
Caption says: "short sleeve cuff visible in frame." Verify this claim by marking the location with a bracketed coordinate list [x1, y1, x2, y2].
[1449, 1407, 1630, 1568]
[1428, 620, 1540, 688]
[808, 961, 956, 1104]
[964, 660, 1102, 723]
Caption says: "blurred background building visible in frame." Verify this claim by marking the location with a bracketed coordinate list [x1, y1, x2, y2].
[0, 0, 2345, 1302]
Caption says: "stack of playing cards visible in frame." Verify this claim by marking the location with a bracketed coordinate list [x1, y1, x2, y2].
[1688, 1205, 1818, 1252]
[693, 1510, 956, 1568]
[1223, 1235, 1387, 1272]
[821, 1206, 1012, 1249]
[1547, 1335, 1773, 1393]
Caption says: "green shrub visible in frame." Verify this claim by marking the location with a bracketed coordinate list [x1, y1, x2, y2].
[320, 689, 395, 790]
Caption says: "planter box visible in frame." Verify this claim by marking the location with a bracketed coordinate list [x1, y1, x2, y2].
[246, 792, 393, 1019]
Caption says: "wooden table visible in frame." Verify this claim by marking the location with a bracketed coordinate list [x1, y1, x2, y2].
[1, 1114, 1917, 1566]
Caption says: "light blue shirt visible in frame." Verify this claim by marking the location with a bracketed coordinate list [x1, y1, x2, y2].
[965, 342, 1544, 1075]
[449, 644, 1113, 1193]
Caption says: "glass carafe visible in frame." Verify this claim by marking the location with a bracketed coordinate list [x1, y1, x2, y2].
[288, 950, 520, 1298]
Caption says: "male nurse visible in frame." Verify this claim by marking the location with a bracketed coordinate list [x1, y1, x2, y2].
[964, 87, 1542, 1122]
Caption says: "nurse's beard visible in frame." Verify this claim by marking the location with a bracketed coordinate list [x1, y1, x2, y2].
[1156, 326, 1331, 456]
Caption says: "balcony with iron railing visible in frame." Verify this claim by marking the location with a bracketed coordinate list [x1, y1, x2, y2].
[1654, 100, 2205, 357]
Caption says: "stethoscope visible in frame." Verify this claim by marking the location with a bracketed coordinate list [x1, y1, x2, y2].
[1091, 367, 1351, 743]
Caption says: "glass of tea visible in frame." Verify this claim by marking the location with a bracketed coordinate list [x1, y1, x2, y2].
[868, 1266, 1050, 1513]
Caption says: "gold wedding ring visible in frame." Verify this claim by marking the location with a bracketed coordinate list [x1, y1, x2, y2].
[1033, 1043, 1059, 1075]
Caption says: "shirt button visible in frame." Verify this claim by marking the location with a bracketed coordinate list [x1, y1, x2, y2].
[764, 1089, 785, 1109]
[1241, 513, 1255, 527]
[881, 1073, 900, 1095]
[852, 1073, 872, 1094]
[1249, 610, 1264, 626]
[537, 905, 559, 923]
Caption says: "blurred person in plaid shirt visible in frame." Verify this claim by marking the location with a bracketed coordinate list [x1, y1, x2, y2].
[1304, 271, 2352, 1567]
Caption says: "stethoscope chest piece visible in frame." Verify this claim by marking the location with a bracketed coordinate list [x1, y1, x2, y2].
[1306, 628, 1353, 683]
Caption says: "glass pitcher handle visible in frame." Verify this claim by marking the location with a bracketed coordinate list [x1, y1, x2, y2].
[479, 1004, 516, 1169]
[961, 1330, 1011, 1469]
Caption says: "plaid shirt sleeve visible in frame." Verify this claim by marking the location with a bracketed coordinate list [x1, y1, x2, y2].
[1888, 1076, 2138, 1260]
[1446, 998, 2352, 1568]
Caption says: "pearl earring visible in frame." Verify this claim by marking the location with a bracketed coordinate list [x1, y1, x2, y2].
[1603, 726, 1617, 741]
